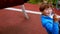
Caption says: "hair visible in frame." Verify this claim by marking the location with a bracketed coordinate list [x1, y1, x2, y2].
[39, 3, 53, 12]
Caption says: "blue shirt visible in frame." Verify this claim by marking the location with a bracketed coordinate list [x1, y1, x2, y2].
[41, 15, 59, 34]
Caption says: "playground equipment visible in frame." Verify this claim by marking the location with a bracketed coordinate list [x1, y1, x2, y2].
[0, 0, 47, 34]
[0, 0, 29, 19]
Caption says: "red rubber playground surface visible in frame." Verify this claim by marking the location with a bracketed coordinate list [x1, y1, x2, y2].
[0, 3, 60, 34]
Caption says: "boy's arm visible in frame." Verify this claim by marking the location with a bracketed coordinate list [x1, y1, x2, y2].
[53, 14, 59, 34]
[44, 21, 59, 34]
[53, 22, 59, 34]
[41, 18, 53, 32]
[45, 22, 53, 32]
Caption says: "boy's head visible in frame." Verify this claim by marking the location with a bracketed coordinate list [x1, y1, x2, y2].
[39, 4, 53, 16]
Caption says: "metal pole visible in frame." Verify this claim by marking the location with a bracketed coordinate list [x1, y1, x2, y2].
[21, 5, 29, 19]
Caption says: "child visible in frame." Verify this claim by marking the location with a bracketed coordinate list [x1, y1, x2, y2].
[39, 4, 59, 34]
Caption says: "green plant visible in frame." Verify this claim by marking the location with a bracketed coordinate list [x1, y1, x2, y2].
[28, 0, 43, 4]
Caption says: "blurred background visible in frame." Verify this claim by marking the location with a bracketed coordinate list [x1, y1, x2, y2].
[28, 0, 60, 9]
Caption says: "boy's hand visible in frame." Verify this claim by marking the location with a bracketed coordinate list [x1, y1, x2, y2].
[53, 14, 59, 22]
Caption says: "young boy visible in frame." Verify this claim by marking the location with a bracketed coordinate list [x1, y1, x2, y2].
[39, 4, 59, 34]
